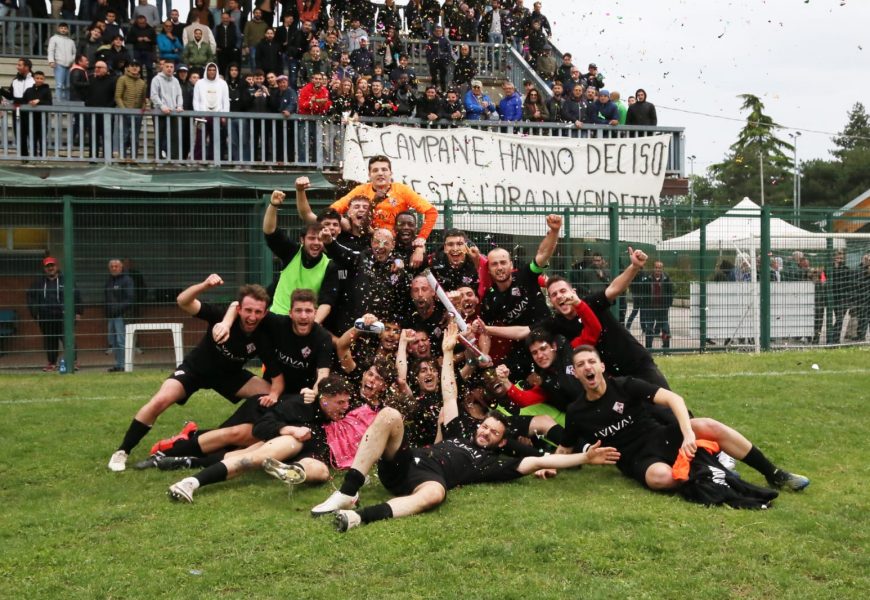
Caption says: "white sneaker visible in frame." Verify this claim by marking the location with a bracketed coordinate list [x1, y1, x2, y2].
[108, 450, 128, 472]
[311, 490, 358, 516]
[263, 457, 307, 485]
[335, 510, 362, 532]
[168, 478, 198, 503]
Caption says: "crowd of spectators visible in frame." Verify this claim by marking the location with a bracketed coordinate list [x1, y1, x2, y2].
[2, 1, 662, 160]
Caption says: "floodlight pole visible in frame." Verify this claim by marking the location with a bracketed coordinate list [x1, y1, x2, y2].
[688, 155, 696, 224]
[758, 148, 765, 206]
[789, 131, 802, 224]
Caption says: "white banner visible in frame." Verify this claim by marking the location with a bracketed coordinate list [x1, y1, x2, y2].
[342, 123, 668, 243]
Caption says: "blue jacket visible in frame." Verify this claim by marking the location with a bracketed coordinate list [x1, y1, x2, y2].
[585, 100, 619, 125]
[464, 89, 493, 121]
[498, 91, 523, 121]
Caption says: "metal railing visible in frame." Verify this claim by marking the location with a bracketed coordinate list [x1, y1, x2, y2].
[0, 105, 686, 175]
[506, 44, 553, 99]
[369, 36, 509, 81]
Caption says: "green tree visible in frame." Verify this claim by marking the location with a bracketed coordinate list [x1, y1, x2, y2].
[831, 102, 870, 160]
[709, 94, 794, 206]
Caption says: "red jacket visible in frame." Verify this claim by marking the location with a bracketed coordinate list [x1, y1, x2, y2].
[297, 82, 332, 115]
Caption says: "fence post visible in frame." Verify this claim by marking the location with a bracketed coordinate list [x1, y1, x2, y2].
[608, 202, 620, 319]
[444, 197, 453, 229]
[759, 204, 771, 350]
[62, 195, 76, 374]
[699, 210, 707, 352]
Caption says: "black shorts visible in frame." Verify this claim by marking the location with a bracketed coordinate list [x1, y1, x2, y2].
[219, 396, 271, 429]
[168, 362, 256, 405]
[377, 446, 447, 497]
[506, 414, 533, 437]
[618, 423, 683, 488]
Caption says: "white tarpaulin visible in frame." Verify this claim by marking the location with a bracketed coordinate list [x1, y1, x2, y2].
[342, 123, 670, 243]
[657, 197, 844, 250]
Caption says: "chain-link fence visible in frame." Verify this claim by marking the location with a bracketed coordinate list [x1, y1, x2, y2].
[1, 196, 868, 372]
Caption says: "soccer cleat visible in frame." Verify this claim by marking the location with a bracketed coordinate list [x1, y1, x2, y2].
[134, 452, 164, 470]
[768, 468, 810, 491]
[334, 510, 362, 532]
[263, 457, 307, 485]
[156, 456, 195, 471]
[168, 478, 197, 503]
[311, 490, 359, 516]
[108, 450, 128, 472]
[149, 421, 198, 455]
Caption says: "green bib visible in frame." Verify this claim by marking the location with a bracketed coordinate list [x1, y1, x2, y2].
[270, 251, 330, 315]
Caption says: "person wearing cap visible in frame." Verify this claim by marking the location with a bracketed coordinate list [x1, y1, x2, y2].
[463, 79, 493, 120]
[584, 88, 619, 126]
[47, 22, 76, 101]
[26, 257, 83, 372]
[350, 35, 375, 78]
[582, 62, 605, 90]
[115, 59, 147, 158]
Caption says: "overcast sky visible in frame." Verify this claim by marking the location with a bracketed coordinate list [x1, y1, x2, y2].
[544, 0, 870, 175]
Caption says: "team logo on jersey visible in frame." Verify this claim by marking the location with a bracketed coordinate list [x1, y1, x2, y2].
[511, 287, 521, 297]
[174, 369, 185, 376]
[246, 343, 256, 354]
[565, 365, 575, 375]
[612, 401, 624, 414]
[433, 327, 442, 338]
[301, 346, 311, 358]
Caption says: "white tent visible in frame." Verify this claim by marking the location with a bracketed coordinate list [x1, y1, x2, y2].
[657, 197, 844, 251]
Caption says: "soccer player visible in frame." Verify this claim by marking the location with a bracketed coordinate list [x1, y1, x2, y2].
[107, 275, 272, 472]
[557, 345, 810, 494]
[309, 323, 620, 531]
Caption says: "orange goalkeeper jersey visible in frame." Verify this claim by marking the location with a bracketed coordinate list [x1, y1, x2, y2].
[330, 182, 439, 240]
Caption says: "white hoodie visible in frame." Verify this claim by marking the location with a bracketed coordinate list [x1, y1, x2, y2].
[193, 62, 229, 112]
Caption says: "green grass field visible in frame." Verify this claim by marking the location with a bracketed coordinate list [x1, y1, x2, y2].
[1, 349, 869, 599]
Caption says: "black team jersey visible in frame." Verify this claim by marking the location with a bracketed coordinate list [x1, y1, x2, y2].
[582, 291, 657, 377]
[429, 252, 479, 292]
[481, 262, 550, 327]
[254, 315, 334, 393]
[183, 302, 262, 375]
[561, 376, 662, 452]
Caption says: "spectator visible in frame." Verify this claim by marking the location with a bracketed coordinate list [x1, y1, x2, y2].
[379, 24, 406, 70]
[556, 51, 574, 87]
[225, 63, 249, 161]
[348, 87, 374, 119]
[47, 23, 76, 101]
[26, 257, 83, 372]
[640, 261, 673, 350]
[299, 45, 332, 81]
[297, 71, 331, 115]
[330, 77, 354, 117]
[168, 8, 184, 38]
[441, 88, 465, 123]
[215, 11, 241, 75]
[182, 21, 216, 52]
[187, 0, 215, 29]
[128, 14, 157, 79]
[183, 27, 215, 71]
[389, 54, 417, 90]
[0, 0, 19, 53]
[350, 35, 375, 78]
[497, 79, 522, 121]
[369, 80, 395, 117]
[246, 70, 271, 159]
[563, 65, 583, 96]
[479, 0, 506, 44]
[256, 28, 283, 75]
[452, 44, 476, 91]
[559, 82, 585, 127]
[150, 60, 183, 159]
[86, 60, 117, 155]
[276, 13, 304, 87]
[507, 0, 530, 50]
[243, 8, 268, 69]
[535, 47, 557, 86]
[827, 249, 853, 343]
[270, 74, 297, 161]
[572, 252, 610, 297]
[628, 95, 636, 105]
[377, 0, 401, 32]
[98, 35, 131, 75]
[625, 88, 657, 126]
[335, 52, 358, 84]
[344, 16, 367, 53]
[21, 70, 52, 157]
[319, 15, 340, 41]
[525, 19, 548, 67]
[391, 74, 417, 117]
[320, 29, 342, 64]
[425, 25, 453, 93]
[405, 0, 439, 39]
[463, 79, 493, 121]
[69, 53, 90, 106]
[157, 19, 184, 65]
[546, 80, 565, 122]
[584, 84, 598, 105]
[79, 26, 105, 66]
[297, 0, 322, 24]
[192, 62, 229, 160]
[525, 1, 552, 37]
[114, 60, 147, 157]
[584, 88, 619, 126]
[582, 62, 605, 90]
[132, 0, 159, 27]
[522, 87, 548, 122]
[452, 3, 477, 42]
[416, 85, 443, 125]
[855, 254, 870, 341]
[104, 258, 134, 372]
[101, 9, 125, 44]
[610, 90, 628, 125]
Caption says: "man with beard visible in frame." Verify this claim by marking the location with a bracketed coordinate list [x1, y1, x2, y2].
[310, 323, 620, 531]
[404, 275, 446, 354]
[108, 276, 273, 472]
[329, 156, 438, 270]
[262, 190, 339, 321]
